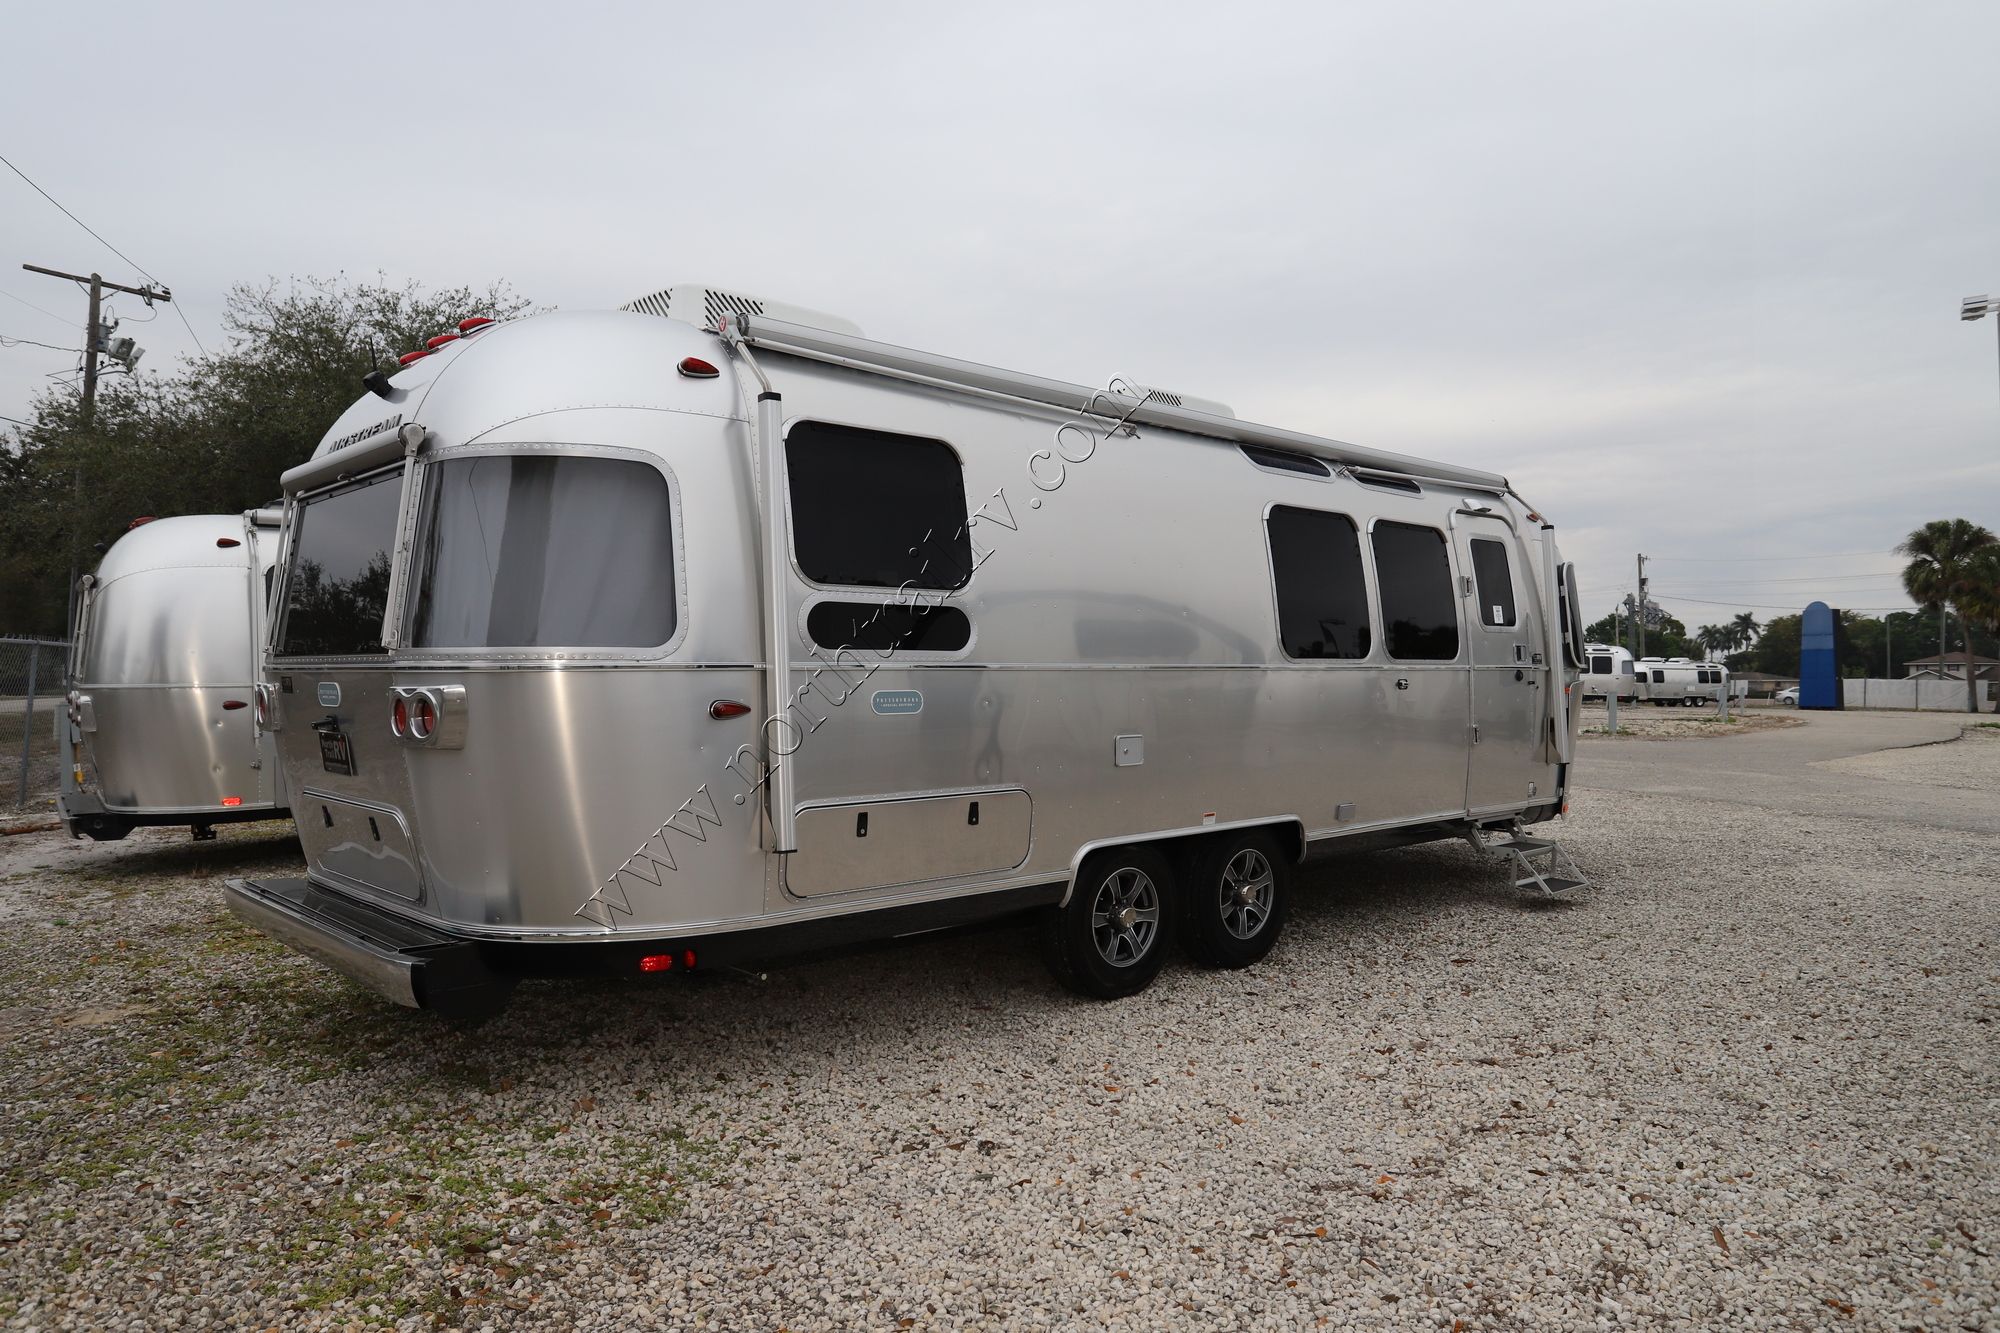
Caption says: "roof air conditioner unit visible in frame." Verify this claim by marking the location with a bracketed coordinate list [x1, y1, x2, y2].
[621, 284, 862, 337]
[1125, 383, 1235, 419]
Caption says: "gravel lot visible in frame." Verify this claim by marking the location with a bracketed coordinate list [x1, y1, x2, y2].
[2, 716, 1995, 1331]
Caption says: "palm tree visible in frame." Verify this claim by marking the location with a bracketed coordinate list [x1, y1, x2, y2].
[1898, 519, 1999, 714]
[1957, 546, 2000, 713]
[1694, 624, 1729, 661]
[1730, 612, 1761, 650]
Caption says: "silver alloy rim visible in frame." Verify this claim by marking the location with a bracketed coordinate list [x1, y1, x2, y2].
[1218, 849, 1274, 941]
[1090, 867, 1161, 968]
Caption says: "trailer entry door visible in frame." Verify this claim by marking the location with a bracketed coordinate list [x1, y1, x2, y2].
[1456, 515, 1548, 815]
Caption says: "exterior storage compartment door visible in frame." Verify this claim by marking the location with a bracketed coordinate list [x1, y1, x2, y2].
[297, 789, 425, 903]
[788, 789, 1032, 898]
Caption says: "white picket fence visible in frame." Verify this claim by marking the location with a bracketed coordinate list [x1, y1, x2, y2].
[1841, 678, 1995, 711]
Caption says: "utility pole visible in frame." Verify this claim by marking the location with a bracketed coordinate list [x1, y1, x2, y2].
[21, 263, 172, 637]
[1635, 553, 1649, 660]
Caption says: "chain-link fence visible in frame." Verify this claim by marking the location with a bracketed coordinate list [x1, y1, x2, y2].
[1, 636, 71, 814]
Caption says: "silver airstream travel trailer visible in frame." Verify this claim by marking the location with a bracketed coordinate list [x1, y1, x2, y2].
[1581, 642, 1638, 702]
[1636, 656, 1730, 705]
[59, 510, 292, 840]
[226, 288, 1587, 1016]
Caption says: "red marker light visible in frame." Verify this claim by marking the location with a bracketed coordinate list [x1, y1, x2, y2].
[392, 697, 409, 736]
[221, 796, 243, 808]
[222, 699, 248, 711]
[639, 953, 675, 973]
[708, 699, 752, 719]
[678, 356, 720, 379]
[216, 537, 241, 548]
[458, 316, 495, 333]
[426, 333, 459, 350]
[398, 350, 431, 366]
[128, 516, 156, 529]
[411, 694, 437, 740]
[682, 949, 697, 971]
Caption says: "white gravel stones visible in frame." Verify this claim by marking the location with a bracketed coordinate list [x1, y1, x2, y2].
[0, 720, 1994, 1330]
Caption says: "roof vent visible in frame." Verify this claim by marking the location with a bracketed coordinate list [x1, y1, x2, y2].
[621, 284, 862, 337]
[1125, 384, 1235, 419]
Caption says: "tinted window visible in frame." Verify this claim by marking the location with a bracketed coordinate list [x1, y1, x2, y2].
[1469, 538, 1516, 627]
[806, 601, 971, 653]
[1652, 670, 1665, 683]
[412, 455, 676, 649]
[1589, 654, 1612, 674]
[1266, 506, 1371, 660]
[280, 470, 402, 656]
[1370, 522, 1458, 661]
[1240, 445, 1330, 477]
[1621, 661, 1635, 676]
[788, 422, 969, 590]
[1355, 472, 1421, 494]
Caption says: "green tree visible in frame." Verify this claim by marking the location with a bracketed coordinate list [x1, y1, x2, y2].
[1729, 611, 1760, 650]
[1898, 518, 1999, 714]
[0, 274, 529, 634]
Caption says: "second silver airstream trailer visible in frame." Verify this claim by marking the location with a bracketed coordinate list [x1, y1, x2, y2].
[1636, 656, 1732, 706]
[227, 287, 1586, 1015]
[60, 511, 292, 840]
[1581, 642, 1638, 702]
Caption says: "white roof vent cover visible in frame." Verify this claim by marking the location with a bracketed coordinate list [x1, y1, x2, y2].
[621, 284, 862, 337]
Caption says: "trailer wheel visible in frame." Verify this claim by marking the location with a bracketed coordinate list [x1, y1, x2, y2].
[1182, 831, 1290, 969]
[1041, 846, 1175, 999]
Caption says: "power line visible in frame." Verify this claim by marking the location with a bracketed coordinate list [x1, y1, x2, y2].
[1645, 550, 1896, 563]
[0, 150, 209, 356]
[0, 287, 72, 327]
[1653, 590, 1917, 613]
[0, 332, 78, 353]
[1668, 572, 1905, 586]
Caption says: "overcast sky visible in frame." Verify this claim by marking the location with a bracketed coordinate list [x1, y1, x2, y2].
[4, 1, 1995, 630]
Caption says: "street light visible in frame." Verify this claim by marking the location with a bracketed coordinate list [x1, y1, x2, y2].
[1965, 295, 2000, 418]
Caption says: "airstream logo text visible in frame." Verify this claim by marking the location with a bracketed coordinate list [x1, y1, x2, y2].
[577, 380, 1155, 926]
[316, 682, 342, 707]
[326, 413, 403, 453]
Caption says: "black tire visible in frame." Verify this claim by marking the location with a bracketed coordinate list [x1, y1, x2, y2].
[1040, 846, 1176, 999]
[1182, 831, 1290, 969]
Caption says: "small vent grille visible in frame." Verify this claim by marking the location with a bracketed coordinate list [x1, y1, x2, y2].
[625, 290, 673, 319]
[1149, 389, 1185, 408]
[703, 289, 764, 330]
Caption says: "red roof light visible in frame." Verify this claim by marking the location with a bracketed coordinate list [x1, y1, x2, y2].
[426, 333, 459, 350]
[216, 537, 241, 548]
[398, 350, 431, 366]
[678, 356, 720, 379]
[458, 317, 495, 333]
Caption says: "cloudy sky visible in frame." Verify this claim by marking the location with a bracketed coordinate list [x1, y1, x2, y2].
[4, 1, 1995, 630]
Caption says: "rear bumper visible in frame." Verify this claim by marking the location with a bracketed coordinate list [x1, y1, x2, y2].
[224, 876, 503, 1013]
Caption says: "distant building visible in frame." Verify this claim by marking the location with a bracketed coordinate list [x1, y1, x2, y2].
[1901, 651, 2000, 682]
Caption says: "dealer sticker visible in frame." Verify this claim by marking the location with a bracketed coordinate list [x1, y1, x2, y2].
[871, 690, 922, 715]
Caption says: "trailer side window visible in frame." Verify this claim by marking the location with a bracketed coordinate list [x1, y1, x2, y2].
[1589, 654, 1611, 675]
[411, 455, 676, 649]
[787, 422, 970, 591]
[1468, 538, 1516, 627]
[1266, 506, 1371, 660]
[1652, 670, 1665, 684]
[806, 601, 971, 654]
[1370, 522, 1459, 661]
[278, 470, 402, 657]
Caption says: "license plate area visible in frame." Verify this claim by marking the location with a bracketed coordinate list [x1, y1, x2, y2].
[317, 727, 356, 776]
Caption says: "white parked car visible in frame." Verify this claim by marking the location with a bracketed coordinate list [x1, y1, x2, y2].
[1775, 686, 1800, 706]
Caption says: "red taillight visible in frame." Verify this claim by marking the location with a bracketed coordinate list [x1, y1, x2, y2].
[221, 796, 243, 808]
[222, 699, 248, 711]
[411, 694, 437, 740]
[639, 953, 675, 973]
[398, 350, 431, 366]
[678, 356, 720, 379]
[426, 333, 459, 350]
[709, 699, 751, 719]
[458, 316, 495, 333]
[391, 697, 409, 736]
[216, 537, 241, 548]
[682, 949, 696, 971]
